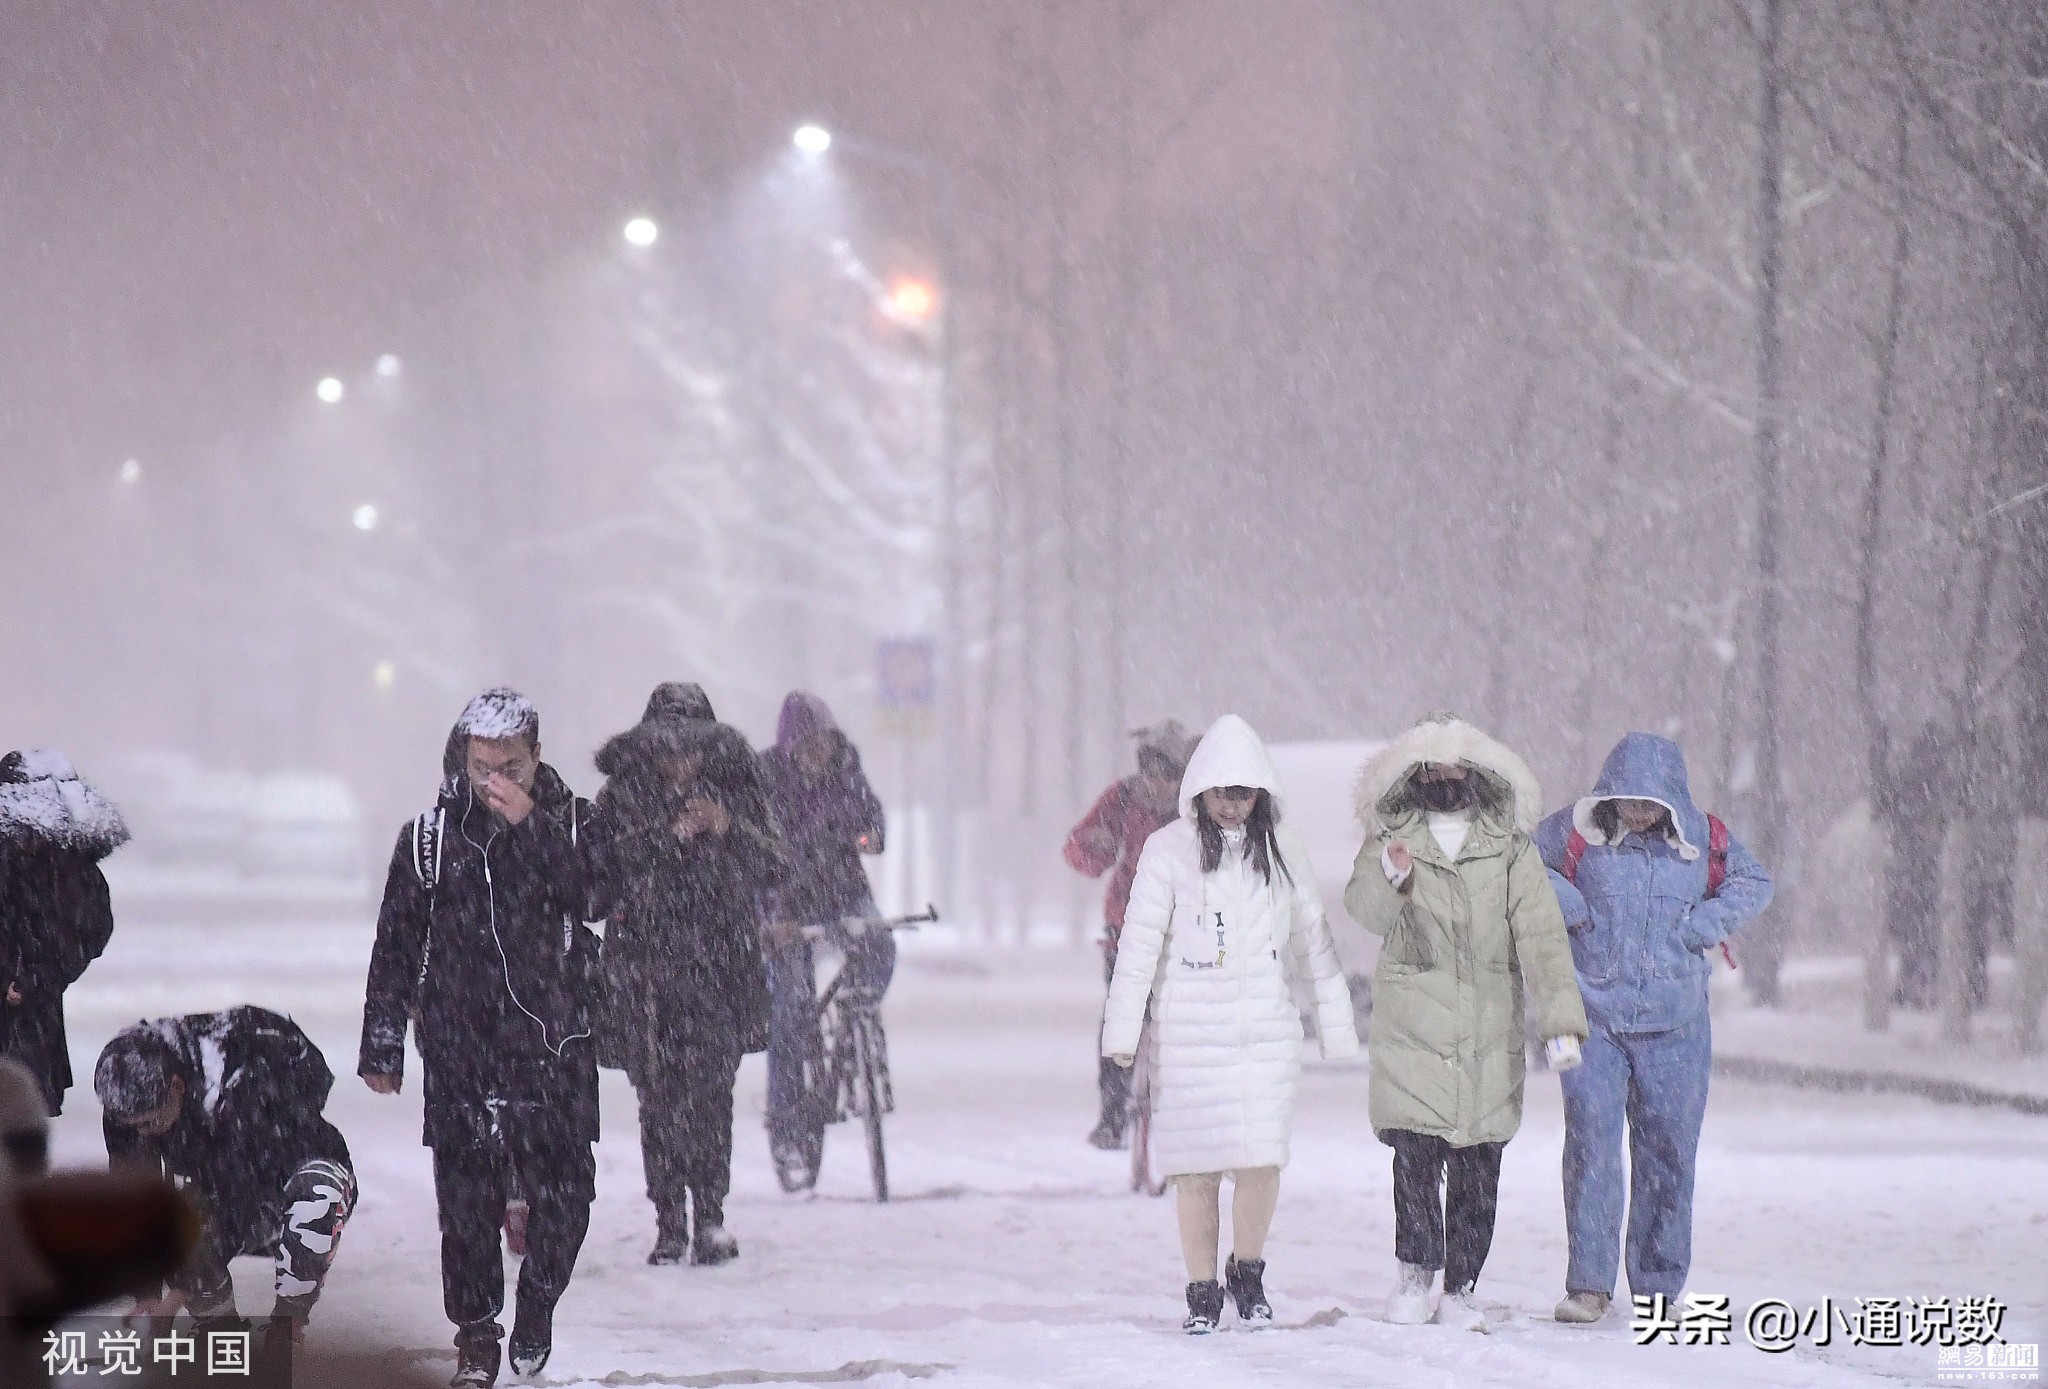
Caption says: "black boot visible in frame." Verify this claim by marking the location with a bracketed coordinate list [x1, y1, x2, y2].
[648, 1204, 689, 1266]
[1183, 1279, 1226, 1335]
[1225, 1255, 1272, 1325]
[508, 1297, 553, 1378]
[449, 1321, 501, 1389]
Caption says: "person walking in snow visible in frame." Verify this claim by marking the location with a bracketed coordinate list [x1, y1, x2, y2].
[359, 688, 601, 1388]
[1345, 713, 1588, 1333]
[0, 750, 124, 1116]
[1534, 732, 1772, 1326]
[1101, 715, 1359, 1334]
[757, 691, 891, 1188]
[1064, 720, 1197, 1149]
[589, 682, 788, 1267]
[97, 1007, 355, 1354]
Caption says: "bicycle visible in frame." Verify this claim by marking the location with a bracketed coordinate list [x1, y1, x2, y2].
[774, 904, 939, 1203]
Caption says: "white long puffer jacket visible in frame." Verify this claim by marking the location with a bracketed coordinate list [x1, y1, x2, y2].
[1101, 715, 1359, 1176]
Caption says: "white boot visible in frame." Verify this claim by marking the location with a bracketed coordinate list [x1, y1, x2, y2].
[1435, 1285, 1488, 1333]
[1554, 1290, 1611, 1325]
[1384, 1262, 1434, 1325]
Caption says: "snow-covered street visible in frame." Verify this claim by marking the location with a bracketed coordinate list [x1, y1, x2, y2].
[47, 914, 2047, 1388]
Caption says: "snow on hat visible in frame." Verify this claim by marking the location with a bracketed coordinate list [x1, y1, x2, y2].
[455, 687, 540, 745]
[1132, 720, 1198, 776]
[93, 1033, 181, 1123]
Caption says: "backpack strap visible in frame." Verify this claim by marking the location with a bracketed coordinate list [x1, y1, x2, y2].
[1561, 828, 1588, 884]
[409, 808, 445, 889]
[1705, 814, 1729, 898]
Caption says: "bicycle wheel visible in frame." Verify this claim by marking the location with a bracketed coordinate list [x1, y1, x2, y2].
[855, 1016, 890, 1203]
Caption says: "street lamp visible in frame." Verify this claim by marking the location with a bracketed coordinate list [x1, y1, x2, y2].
[316, 377, 345, 404]
[352, 503, 379, 532]
[118, 459, 141, 485]
[623, 216, 659, 247]
[886, 276, 939, 327]
[375, 353, 403, 378]
[792, 123, 833, 155]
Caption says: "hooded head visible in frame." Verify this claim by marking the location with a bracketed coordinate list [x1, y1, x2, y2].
[1178, 715, 1295, 886]
[0, 750, 130, 857]
[775, 692, 840, 751]
[1353, 712, 1542, 837]
[1132, 719, 1198, 784]
[1572, 733, 1706, 859]
[643, 682, 716, 725]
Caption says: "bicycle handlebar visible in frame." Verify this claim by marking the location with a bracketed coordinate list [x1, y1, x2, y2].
[800, 903, 940, 941]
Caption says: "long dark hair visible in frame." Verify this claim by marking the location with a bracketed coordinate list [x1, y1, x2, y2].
[1195, 789, 1294, 887]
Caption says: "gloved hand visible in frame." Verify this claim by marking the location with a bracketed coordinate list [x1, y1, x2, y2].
[1544, 1035, 1583, 1072]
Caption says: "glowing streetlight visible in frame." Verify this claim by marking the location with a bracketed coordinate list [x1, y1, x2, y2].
[372, 660, 397, 693]
[375, 353, 403, 378]
[119, 459, 141, 485]
[793, 123, 832, 154]
[623, 216, 659, 247]
[886, 276, 939, 326]
[316, 377, 345, 404]
[352, 503, 379, 532]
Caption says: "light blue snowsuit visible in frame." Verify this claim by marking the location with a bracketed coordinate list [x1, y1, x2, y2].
[1534, 734, 1773, 1300]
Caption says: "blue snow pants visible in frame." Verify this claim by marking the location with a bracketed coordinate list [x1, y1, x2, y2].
[1560, 1007, 1712, 1300]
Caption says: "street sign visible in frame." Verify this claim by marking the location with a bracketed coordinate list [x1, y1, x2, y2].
[877, 637, 936, 740]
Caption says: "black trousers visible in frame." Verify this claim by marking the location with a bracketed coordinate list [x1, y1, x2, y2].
[431, 1126, 594, 1333]
[1384, 1129, 1505, 1295]
[635, 1035, 743, 1234]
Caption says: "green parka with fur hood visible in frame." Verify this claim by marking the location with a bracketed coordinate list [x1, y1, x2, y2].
[1343, 715, 1587, 1148]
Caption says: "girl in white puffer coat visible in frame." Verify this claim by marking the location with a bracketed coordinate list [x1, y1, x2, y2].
[1102, 715, 1360, 1333]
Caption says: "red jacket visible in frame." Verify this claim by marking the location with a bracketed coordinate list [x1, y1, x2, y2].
[1064, 777, 1176, 934]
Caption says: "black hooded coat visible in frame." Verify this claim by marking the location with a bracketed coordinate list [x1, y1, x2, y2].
[0, 751, 125, 1114]
[359, 760, 602, 1149]
[589, 691, 788, 1071]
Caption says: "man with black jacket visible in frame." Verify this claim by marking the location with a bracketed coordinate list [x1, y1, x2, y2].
[360, 688, 600, 1389]
[97, 1007, 355, 1343]
[590, 682, 788, 1268]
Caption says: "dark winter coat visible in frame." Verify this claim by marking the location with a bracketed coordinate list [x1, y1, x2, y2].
[359, 763, 602, 1149]
[0, 752, 125, 1115]
[590, 708, 788, 1070]
[102, 1007, 350, 1281]
[759, 692, 885, 929]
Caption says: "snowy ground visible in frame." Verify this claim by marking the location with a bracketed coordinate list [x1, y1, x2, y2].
[50, 916, 2048, 1388]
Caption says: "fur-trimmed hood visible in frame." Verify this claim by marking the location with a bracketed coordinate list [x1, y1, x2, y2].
[0, 750, 129, 858]
[1352, 714, 1542, 836]
[1570, 732, 1706, 861]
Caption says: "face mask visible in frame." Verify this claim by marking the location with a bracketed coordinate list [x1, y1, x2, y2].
[1413, 775, 1474, 813]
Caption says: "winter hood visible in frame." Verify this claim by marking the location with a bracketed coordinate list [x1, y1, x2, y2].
[774, 691, 841, 752]
[1177, 715, 1287, 820]
[643, 681, 716, 724]
[1571, 732, 1706, 861]
[0, 750, 129, 857]
[1353, 714, 1542, 836]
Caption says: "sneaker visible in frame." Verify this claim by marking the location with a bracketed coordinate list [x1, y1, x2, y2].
[508, 1299, 552, 1378]
[1087, 1118, 1127, 1150]
[1436, 1285, 1489, 1333]
[771, 1140, 816, 1192]
[1224, 1255, 1272, 1325]
[1385, 1261, 1434, 1325]
[449, 1322, 501, 1389]
[1183, 1279, 1226, 1334]
[1554, 1290, 1611, 1324]
[691, 1223, 740, 1267]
